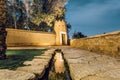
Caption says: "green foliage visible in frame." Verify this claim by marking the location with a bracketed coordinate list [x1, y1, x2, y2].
[6, 0, 67, 32]
[31, 0, 67, 31]
[0, 49, 46, 70]
[72, 31, 87, 39]
[6, 0, 27, 29]
[67, 23, 72, 33]
[32, 13, 55, 27]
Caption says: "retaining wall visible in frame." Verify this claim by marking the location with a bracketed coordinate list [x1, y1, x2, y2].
[6, 28, 56, 46]
[71, 31, 120, 57]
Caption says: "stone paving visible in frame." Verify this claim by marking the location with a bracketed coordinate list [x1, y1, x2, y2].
[0, 69, 36, 80]
[62, 48, 120, 80]
[17, 49, 55, 79]
[1, 46, 120, 80]
[0, 48, 55, 80]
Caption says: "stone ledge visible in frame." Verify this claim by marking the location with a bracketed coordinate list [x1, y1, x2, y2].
[0, 69, 36, 80]
[16, 49, 55, 79]
[34, 55, 51, 59]
[17, 65, 45, 79]
[23, 59, 50, 68]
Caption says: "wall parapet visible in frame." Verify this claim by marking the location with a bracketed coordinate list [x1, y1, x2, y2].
[70, 31, 120, 57]
[6, 28, 55, 34]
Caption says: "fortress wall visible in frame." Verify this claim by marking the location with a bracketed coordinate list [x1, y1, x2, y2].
[6, 28, 56, 46]
[70, 31, 120, 57]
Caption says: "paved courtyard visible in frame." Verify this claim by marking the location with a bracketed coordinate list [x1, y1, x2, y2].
[0, 48, 55, 80]
[0, 46, 120, 80]
[62, 47, 120, 80]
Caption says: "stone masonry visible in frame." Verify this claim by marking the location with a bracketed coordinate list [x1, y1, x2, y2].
[62, 47, 120, 80]
[71, 31, 120, 57]
[54, 20, 68, 45]
[0, 49, 55, 80]
[6, 20, 68, 47]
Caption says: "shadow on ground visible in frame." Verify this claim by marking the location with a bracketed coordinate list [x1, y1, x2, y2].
[0, 49, 46, 70]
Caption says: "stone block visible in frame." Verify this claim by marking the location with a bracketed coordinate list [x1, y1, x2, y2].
[0, 69, 36, 80]
[23, 59, 49, 67]
[17, 65, 45, 78]
[70, 31, 120, 57]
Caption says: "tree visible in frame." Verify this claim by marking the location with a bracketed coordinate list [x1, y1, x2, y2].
[0, 0, 7, 59]
[72, 31, 87, 39]
[66, 23, 71, 45]
[6, 0, 67, 32]
[43, 0, 66, 13]
[43, 0, 66, 19]
[66, 23, 71, 33]
[31, 0, 67, 32]
[6, 0, 27, 29]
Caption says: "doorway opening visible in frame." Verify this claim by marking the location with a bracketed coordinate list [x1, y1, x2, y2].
[60, 32, 67, 45]
[62, 34, 66, 45]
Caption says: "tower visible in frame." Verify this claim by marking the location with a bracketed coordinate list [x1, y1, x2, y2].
[54, 20, 68, 45]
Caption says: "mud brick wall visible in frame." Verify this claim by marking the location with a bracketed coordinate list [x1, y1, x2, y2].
[71, 31, 120, 57]
[6, 28, 56, 46]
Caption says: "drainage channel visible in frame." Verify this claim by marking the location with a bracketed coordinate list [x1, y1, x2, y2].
[39, 49, 72, 80]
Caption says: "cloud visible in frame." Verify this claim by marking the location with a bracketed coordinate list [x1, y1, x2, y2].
[66, 0, 120, 36]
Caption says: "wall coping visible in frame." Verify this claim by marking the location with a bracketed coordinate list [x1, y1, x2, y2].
[71, 30, 120, 40]
[6, 28, 55, 34]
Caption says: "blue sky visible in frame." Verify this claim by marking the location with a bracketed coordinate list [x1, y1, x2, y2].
[66, 0, 120, 37]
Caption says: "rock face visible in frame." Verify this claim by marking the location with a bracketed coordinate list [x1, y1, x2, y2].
[71, 31, 120, 57]
[63, 48, 120, 80]
[0, 69, 36, 80]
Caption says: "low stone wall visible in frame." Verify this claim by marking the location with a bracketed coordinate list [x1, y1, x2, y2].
[70, 31, 120, 57]
[6, 28, 56, 46]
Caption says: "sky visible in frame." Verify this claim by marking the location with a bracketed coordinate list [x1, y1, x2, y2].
[66, 0, 120, 37]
